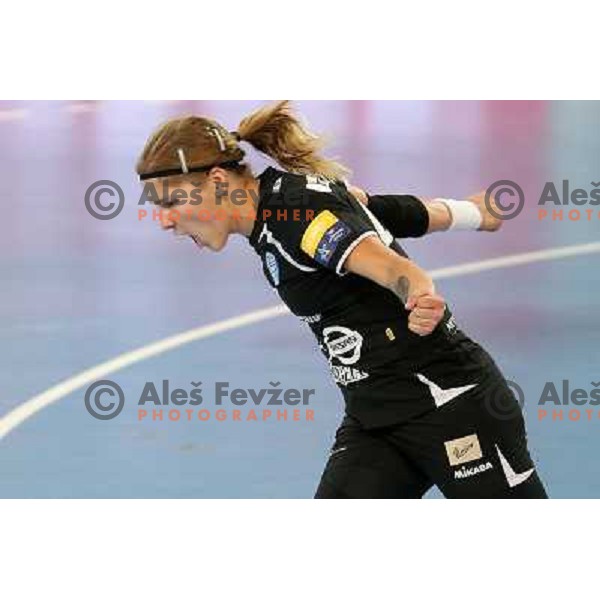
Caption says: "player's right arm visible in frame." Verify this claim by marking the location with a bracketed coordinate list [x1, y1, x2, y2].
[343, 235, 446, 336]
[283, 180, 445, 336]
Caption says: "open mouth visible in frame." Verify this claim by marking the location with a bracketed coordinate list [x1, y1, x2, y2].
[169, 227, 206, 251]
[189, 233, 206, 250]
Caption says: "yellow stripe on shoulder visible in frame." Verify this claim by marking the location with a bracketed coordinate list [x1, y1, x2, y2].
[301, 210, 339, 258]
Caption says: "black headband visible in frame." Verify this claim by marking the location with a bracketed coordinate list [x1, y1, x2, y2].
[138, 160, 241, 182]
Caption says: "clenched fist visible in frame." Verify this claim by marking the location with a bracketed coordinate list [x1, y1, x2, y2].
[405, 293, 446, 336]
[467, 190, 503, 232]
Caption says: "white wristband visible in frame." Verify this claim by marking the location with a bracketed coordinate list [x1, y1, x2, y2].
[437, 198, 483, 231]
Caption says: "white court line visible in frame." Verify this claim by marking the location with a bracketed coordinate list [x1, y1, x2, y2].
[430, 241, 600, 280]
[0, 305, 289, 440]
[1, 241, 599, 441]
[0, 108, 29, 122]
[65, 103, 99, 114]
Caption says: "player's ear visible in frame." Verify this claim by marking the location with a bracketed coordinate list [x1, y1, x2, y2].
[207, 167, 229, 184]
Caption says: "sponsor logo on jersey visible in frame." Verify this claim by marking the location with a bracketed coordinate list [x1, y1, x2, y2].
[264, 251, 280, 287]
[317, 245, 333, 262]
[300, 313, 322, 324]
[325, 225, 348, 244]
[320, 326, 368, 386]
[454, 461, 494, 480]
[315, 221, 351, 267]
[323, 326, 363, 365]
[444, 433, 483, 466]
[300, 210, 351, 266]
[330, 365, 369, 386]
[445, 315, 458, 334]
[305, 174, 332, 193]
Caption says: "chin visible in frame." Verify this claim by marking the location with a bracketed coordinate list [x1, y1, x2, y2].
[212, 234, 230, 252]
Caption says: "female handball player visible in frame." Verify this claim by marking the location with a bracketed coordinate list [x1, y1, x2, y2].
[136, 101, 546, 499]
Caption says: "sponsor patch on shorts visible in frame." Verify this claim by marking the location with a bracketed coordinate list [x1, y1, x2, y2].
[444, 433, 483, 467]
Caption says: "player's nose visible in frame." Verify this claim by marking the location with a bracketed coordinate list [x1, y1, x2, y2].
[160, 215, 176, 231]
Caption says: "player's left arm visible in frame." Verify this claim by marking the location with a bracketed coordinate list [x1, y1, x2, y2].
[347, 186, 503, 235]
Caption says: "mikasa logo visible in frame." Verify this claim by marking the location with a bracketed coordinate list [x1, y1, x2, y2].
[454, 462, 494, 480]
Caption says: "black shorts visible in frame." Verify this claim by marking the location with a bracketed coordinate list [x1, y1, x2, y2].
[315, 372, 547, 499]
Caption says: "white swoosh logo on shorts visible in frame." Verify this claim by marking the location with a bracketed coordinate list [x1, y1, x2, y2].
[495, 445, 534, 488]
[330, 446, 347, 457]
[416, 373, 476, 408]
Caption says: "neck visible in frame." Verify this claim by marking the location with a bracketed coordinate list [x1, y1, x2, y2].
[228, 176, 260, 238]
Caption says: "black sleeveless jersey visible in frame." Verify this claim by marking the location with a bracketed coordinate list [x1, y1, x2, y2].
[248, 167, 488, 428]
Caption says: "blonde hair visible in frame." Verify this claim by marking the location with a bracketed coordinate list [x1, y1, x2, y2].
[136, 100, 350, 181]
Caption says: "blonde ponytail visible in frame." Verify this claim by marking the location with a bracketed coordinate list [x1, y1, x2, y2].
[236, 101, 350, 181]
